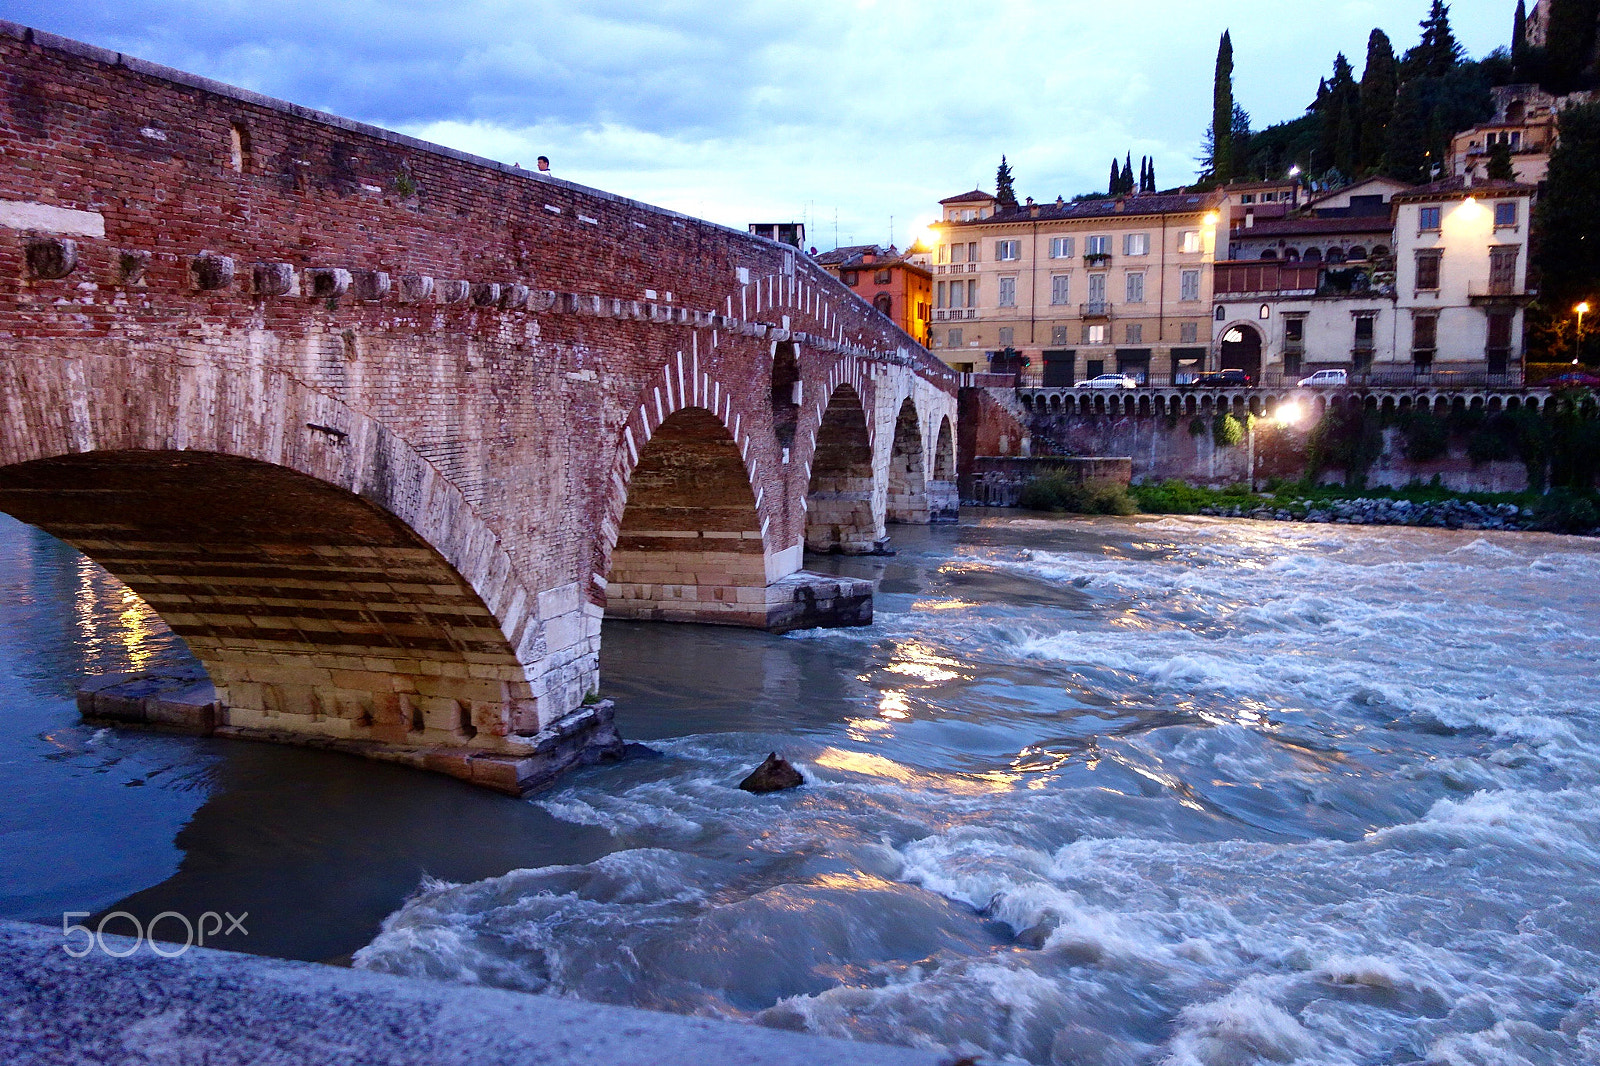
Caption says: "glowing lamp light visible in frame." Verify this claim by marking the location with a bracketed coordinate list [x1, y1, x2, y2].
[1577, 302, 1591, 315]
[1274, 399, 1307, 427]
[1203, 211, 1220, 227]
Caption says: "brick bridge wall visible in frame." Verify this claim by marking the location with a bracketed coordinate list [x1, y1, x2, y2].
[0, 23, 958, 791]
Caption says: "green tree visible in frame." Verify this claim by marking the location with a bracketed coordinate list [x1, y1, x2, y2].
[1121, 153, 1134, 194]
[1485, 139, 1515, 180]
[1386, 80, 1432, 181]
[1544, 0, 1600, 93]
[1402, 0, 1464, 79]
[1359, 30, 1398, 171]
[996, 155, 1017, 209]
[1213, 31, 1236, 180]
[1144, 156, 1157, 191]
[1108, 157, 1121, 195]
[1535, 102, 1600, 316]
[1512, 0, 1529, 76]
[1318, 53, 1358, 175]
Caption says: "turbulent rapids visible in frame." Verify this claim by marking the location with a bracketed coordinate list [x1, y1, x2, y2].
[5, 513, 1600, 1064]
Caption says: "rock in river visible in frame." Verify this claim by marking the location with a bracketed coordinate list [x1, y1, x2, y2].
[739, 752, 804, 793]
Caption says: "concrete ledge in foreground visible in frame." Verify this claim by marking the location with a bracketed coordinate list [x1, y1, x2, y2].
[0, 921, 953, 1065]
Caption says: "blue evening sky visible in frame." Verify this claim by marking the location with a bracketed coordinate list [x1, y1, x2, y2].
[2, 1, 1511, 248]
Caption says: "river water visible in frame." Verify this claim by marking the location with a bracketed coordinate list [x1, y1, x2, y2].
[4, 510, 1599, 1065]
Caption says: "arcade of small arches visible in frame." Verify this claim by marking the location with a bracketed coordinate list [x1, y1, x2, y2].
[1250, 244, 1391, 263]
[1019, 387, 1563, 421]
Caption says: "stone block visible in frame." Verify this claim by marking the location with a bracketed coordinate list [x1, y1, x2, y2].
[253, 262, 294, 296]
[190, 252, 235, 291]
[396, 274, 433, 303]
[470, 282, 501, 307]
[351, 269, 391, 301]
[25, 237, 76, 280]
[438, 279, 470, 304]
[306, 268, 350, 298]
[117, 249, 150, 285]
[501, 283, 528, 310]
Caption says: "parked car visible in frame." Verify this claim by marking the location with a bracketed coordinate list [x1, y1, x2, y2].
[1191, 369, 1254, 388]
[1075, 373, 1139, 389]
[1544, 370, 1600, 389]
[1297, 369, 1349, 387]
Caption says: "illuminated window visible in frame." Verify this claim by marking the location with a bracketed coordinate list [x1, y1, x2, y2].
[1123, 233, 1150, 256]
[1180, 230, 1202, 253]
[1083, 323, 1109, 344]
[1419, 206, 1442, 231]
[1259, 303, 1271, 319]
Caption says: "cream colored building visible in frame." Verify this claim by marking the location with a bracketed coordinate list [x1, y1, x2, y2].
[928, 189, 1225, 386]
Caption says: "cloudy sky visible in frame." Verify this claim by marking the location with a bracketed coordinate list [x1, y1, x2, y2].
[6, 1, 1510, 248]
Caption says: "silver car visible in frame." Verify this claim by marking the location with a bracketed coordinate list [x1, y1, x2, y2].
[1075, 373, 1139, 389]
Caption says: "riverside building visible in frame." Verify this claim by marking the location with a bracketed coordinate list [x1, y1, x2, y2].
[927, 188, 1225, 387]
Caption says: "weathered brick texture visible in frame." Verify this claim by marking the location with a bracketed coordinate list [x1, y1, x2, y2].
[0, 23, 957, 775]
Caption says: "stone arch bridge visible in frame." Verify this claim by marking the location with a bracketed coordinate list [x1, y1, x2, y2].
[0, 23, 959, 793]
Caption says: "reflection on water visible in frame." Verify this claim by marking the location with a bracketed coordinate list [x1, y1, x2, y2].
[6, 509, 1600, 1062]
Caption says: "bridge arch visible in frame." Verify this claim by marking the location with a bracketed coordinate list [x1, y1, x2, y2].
[0, 360, 570, 758]
[805, 383, 877, 553]
[885, 398, 928, 524]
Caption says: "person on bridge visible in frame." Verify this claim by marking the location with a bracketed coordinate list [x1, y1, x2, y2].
[537, 156, 550, 173]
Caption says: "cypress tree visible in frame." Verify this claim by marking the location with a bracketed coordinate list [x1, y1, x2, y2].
[1213, 31, 1236, 181]
[1319, 54, 1357, 175]
[1512, 0, 1529, 77]
[1109, 157, 1121, 195]
[1120, 154, 1134, 194]
[1338, 90, 1362, 176]
[1405, 0, 1464, 79]
[1359, 30, 1397, 172]
[996, 155, 1017, 208]
[1387, 81, 1431, 182]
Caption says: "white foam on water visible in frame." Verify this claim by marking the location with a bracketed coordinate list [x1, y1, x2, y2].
[355, 519, 1600, 1063]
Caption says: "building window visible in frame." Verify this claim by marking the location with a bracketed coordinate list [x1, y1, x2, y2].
[1180, 321, 1198, 343]
[874, 292, 892, 316]
[1086, 235, 1111, 257]
[1050, 274, 1070, 305]
[1415, 251, 1442, 291]
[968, 242, 980, 263]
[1259, 303, 1271, 320]
[998, 276, 1017, 307]
[1241, 194, 1256, 204]
[1051, 325, 1070, 345]
[1215, 305, 1227, 321]
[1494, 202, 1518, 228]
[996, 240, 1020, 261]
[998, 326, 1014, 346]
[961, 210, 975, 221]
[948, 281, 964, 310]
[1123, 233, 1150, 256]
[1412, 314, 1437, 369]
[1126, 323, 1143, 344]
[1180, 230, 1202, 254]
[1354, 314, 1377, 370]
[949, 243, 966, 264]
[1180, 269, 1201, 302]
[1050, 236, 1074, 258]
[1125, 272, 1145, 303]
[1284, 315, 1306, 376]
[948, 328, 963, 347]
[875, 269, 891, 284]
[1083, 324, 1109, 345]
[936, 281, 946, 309]
[1419, 205, 1442, 231]
[967, 279, 978, 307]
[843, 271, 859, 286]
[937, 244, 949, 264]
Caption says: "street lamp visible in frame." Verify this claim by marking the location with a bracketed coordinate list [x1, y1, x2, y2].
[1249, 400, 1308, 492]
[1576, 302, 1591, 365]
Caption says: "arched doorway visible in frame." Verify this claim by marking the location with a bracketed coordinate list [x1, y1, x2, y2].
[806, 384, 877, 553]
[607, 407, 766, 626]
[1220, 323, 1263, 382]
[929, 415, 958, 522]
[886, 399, 928, 524]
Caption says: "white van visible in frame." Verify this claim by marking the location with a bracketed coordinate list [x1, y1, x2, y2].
[1297, 369, 1348, 387]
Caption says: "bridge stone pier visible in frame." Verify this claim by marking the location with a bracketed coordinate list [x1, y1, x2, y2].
[0, 23, 958, 793]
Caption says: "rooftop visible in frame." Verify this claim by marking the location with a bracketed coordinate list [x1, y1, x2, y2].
[934, 191, 1223, 229]
[1392, 177, 1538, 203]
[938, 189, 996, 204]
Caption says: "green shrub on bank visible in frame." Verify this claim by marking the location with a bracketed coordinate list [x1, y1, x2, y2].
[1212, 412, 1245, 447]
[1019, 474, 1137, 515]
[1533, 490, 1600, 533]
[1128, 479, 1215, 514]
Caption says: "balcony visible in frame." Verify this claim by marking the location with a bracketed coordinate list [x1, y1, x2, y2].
[1083, 252, 1112, 267]
[1080, 301, 1114, 318]
[933, 309, 978, 321]
[1214, 261, 1321, 296]
[1468, 280, 1533, 305]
